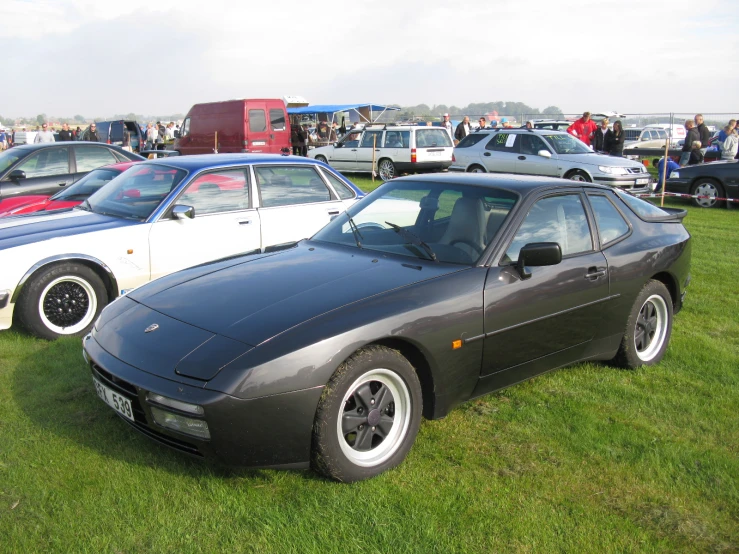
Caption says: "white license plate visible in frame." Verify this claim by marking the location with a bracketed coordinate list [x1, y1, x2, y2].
[251, 141, 266, 146]
[636, 178, 649, 185]
[93, 376, 135, 422]
[425, 151, 442, 157]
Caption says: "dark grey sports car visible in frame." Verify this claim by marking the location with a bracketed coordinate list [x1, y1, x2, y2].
[84, 174, 692, 482]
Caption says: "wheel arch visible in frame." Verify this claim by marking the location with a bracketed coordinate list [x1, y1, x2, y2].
[650, 271, 678, 310]
[563, 167, 593, 181]
[11, 254, 119, 304]
[367, 337, 436, 419]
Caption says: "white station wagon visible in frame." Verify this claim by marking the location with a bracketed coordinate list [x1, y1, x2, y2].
[0, 154, 362, 339]
[309, 125, 454, 181]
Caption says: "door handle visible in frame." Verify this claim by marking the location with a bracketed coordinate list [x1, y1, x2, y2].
[518, 156, 526, 160]
[351, 149, 357, 151]
[585, 267, 606, 279]
[484, 152, 491, 156]
[327, 210, 340, 216]
[58, 182, 68, 186]
[237, 218, 252, 225]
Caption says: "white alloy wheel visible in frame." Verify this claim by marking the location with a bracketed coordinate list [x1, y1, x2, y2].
[38, 275, 98, 335]
[634, 294, 669, 362]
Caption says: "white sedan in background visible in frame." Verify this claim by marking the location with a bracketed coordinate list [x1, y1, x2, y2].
[0, 154, 362, 339]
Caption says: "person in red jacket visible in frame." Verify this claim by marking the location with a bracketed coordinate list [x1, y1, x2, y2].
[567, 111, 598, 147]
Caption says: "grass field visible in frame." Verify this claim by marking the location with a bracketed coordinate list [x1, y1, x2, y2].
[0, 184, 738, 553]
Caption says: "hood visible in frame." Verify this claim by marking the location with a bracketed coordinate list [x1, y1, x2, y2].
[0, 195, 52, 217]
[0, 209, 138, 251]
[561, 152, 644, 169]
[129, 241, 466, 346]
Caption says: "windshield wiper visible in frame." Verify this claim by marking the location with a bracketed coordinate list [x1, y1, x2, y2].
[385, 221, 437, 261]
[346, 213, 364, 249]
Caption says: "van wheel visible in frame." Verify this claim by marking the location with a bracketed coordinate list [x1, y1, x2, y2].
[566, 170, 591, 182]
[315, 155, 328, 164]
[378, 159, 396, 181]
[15, 262, 108, 340]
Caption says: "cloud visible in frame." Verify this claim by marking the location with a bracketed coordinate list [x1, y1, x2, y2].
[1, 0, 738, 117]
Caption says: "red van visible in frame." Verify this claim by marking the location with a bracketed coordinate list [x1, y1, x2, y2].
[174, 99, 290, 155]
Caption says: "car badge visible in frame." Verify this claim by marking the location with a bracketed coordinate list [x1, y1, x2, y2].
[144, 324, 159, 333]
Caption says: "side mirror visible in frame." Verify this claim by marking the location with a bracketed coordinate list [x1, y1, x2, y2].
[538, 150, 552, 158]
[8, 169, 26, 181]
[172, 204, 195, 220]
[334, 142, 341, 147]
[174, 130, 180, 139]
[515, 242, 561, 280]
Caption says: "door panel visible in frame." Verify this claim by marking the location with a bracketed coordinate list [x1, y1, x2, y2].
[0, 147, 72, 197]
[355, 131, 384, 173]
[482, 132, 519, 172]
[516, 134, 559, 176]
[246, 103, 269, 153]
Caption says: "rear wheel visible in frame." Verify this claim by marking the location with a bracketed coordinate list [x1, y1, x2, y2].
[467, 165, 486, 173]
[690, 179, 723, 208]
[16, 262, 108, 340]
[315, 155, 327, 164]
[311, 345, 422, 482]
[613, 280, 673, 369]
[566, 169, 591, 182]
[378, 159, 396, 181]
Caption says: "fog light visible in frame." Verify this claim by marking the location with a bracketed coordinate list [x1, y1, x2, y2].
[150, 407, 210, 439]
[147, 392, 204, 415]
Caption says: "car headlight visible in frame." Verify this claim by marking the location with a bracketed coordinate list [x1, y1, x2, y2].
[147, 392, 210, 439]
[598, 166, 627, 175]
[670, 171, 680, 179]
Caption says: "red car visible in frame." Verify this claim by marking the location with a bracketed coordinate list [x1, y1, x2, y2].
[0, 161, 140, 217]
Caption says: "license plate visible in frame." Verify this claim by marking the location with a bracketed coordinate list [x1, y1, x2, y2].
[251, 141, 266, 146]
[425, 151, 442, 157]
[93, 376, 135, 422]
[636, 178, 649, 185]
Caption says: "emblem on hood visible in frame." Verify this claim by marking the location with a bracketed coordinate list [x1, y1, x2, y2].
[144, 324, 159, 333]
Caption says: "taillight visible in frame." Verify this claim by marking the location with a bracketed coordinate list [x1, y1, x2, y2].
[411, 148, 417, 163]
[107, 139, 111, 144]
[452, 154, 456, 162]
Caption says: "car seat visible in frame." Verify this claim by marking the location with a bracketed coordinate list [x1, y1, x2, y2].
[439, 197, 486, 259]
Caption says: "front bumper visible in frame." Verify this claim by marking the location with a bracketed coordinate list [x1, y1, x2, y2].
[84, 334, 323, 468]
[0, 295, 13, 330]
[592, 174, 652, 191]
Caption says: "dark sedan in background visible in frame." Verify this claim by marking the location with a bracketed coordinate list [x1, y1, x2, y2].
[665, 160, 739, 208]
[85, 174, 691, 482]
[0, 143, 143, 202]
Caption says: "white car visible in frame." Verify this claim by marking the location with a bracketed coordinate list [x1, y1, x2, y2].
[0, 154, 362, 339]
[309, 124, 453, 181]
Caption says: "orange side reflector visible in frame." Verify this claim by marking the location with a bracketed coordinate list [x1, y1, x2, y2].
[452, 340, 463, 350]
[127, 249, 133, 254]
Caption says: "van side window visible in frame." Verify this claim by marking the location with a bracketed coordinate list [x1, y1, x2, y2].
[180, 117, 190, 137]
[248, 110, 266, 133]
[269, 109, 286, 131]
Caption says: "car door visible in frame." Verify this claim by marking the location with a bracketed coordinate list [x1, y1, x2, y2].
[148, 168, 260, 281]
[254, 164, 346, 247]
[516, 134, 559, 177]
[268, 107, 288, 153]
[72, 145, 120, 181]
[354, 130, 384, 173]
[245, 104, 270, 153]
[0, 146, 73, 198]
[327, 133, 360, 170]
[480, 191, 610, 382]
[481, 132, 520, 172]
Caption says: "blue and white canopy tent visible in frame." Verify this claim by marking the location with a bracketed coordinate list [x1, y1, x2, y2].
[286, 103, 400, 127]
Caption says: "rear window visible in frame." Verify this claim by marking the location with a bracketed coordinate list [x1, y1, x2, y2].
[415, 129, 452, 148]
[248, 110, 266, 132]
[456, 134, 488, 148]
[615, 190, 672, 219]
[270, 109, 286, 131]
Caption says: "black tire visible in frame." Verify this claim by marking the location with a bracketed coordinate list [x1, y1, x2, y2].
[377, 159, 396, 181]
[566, 169, 592, 182]
[311, 345, 422, 482]
[315, 155, 328, 164]
[15, 262, 108, 341]
[467, 164, 486, 173]
[690, 178, 724, 208]
[613, 280, 673, 369]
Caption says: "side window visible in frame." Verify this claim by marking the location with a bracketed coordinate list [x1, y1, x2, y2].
[588, 194, 630, 245]
[177, 169, 249, 216]
[269, 109, 286, 131]
[17, 148, 70, 177]
[520, 135, 549, 155]
[255, 166, 332, 207]
[74, 146, 118, 172]
[383, 131, 410, 148]
[360, 131, 383, 148]
[248, 110, 266, 133]
[485, 133, 520, 153]
[180, 117, 190, 137]
[322, 170, 356, 200]
[504, 194, 592, 262]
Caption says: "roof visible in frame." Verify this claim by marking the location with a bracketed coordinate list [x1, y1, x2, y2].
[286, 104, 400, 115]
[144, 153, 324, 171]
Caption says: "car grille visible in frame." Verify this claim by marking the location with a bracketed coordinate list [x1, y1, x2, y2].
[91, 363, 202, 457]
[626, 167, 644, 174]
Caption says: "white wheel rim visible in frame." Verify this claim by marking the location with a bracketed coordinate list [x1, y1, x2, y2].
[337, 368, 412, 468]
[470, 167, 484, 173]
[379, 161, 394, 180]
[38, 276, 97, 335]
[570, 173, 588, 182]
[694, 183, 717, 207]
[634, 294, 669, 362]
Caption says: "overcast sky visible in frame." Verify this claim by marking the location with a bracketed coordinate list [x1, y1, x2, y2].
[1, 0, 737, 118]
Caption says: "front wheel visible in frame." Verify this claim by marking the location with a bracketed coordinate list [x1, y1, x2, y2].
[690, 179, 723, 208]
[378, 159, 396, 181]
[311, 345, 422, 482]
[315, 155, 328, 164]
[612, 280, 673, 369]
[567, 169, 591, 182]
[15, 262, 108, 340]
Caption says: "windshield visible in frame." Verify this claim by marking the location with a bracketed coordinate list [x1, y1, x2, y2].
[51, 168, 123, 201]
[541, 134, 592, 154]
[84, 164, 187, 220]
[0, 150, 23, 173]
[312, 180, 519, 265]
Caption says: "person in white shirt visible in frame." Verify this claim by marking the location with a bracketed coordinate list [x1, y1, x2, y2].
[165, 122, 176, 140]
[442, 113, 453, 138]
[34, 123, 56, 143]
